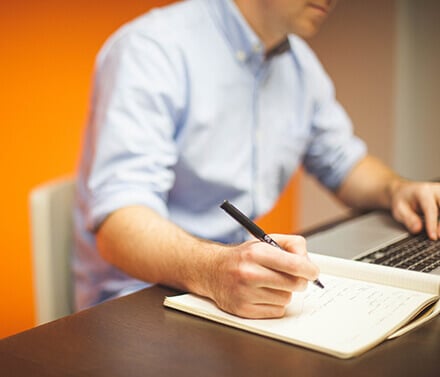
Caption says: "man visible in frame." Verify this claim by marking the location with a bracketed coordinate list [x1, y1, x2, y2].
[74, 0, 440, 318]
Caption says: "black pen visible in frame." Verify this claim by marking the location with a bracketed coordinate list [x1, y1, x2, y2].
[220, 200, 324, 289]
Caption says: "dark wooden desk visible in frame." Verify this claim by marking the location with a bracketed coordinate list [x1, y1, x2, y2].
[1, 285, 439, 377]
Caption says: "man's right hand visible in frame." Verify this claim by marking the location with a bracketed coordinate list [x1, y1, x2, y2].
[207, 234, 320, 319]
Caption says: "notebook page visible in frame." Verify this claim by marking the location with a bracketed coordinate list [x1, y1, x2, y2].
[388, 299, 440, 339]
[309, 253, 440, 294]
[164, 273, 437, 358]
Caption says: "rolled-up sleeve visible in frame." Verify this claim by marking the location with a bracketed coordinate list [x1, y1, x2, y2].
[302, 64, 367, 191]
[83, 29, 186, 231]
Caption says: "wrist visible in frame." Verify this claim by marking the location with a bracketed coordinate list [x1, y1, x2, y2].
[186, 240, 229, 299]
[384, 176, 406, 209]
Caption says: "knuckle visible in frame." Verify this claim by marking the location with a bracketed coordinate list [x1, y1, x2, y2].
[281, 291, 293, 306]
[392, 202, 405, 219]
[240, 248, 253, 263]
[295, 278, 308, 292]
[239, 242, 259, 262]
[291, 235, 306, 248]
[271, 306, 286, 318]
[420, 183, 432, 193]
[233, 259, 258, 283]
[286, 256, 303, 275]
[289, 263, 300, 276]
[238, 266, 257, 282]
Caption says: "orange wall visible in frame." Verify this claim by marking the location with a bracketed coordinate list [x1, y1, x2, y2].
[0, 0, 297, 338]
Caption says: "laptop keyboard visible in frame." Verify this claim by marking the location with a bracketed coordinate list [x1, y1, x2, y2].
[355, 233, 440, 273]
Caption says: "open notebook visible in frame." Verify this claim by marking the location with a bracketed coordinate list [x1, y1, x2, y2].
[164, 253, 440, 359]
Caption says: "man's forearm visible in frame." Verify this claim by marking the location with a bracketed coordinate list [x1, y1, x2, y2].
[96, 205, 225, 297]
[94, 204, 321, 319]
[336, 155, 404, 210]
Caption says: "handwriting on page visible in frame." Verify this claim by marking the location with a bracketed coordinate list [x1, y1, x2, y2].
[290, 276, 413, 319]
[165, 273, 437, 357]
[257, 274, 433, 352]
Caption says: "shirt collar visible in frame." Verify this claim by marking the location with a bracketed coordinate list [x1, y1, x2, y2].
[265, 37, 291, 60]
[205, 0, 267, 64]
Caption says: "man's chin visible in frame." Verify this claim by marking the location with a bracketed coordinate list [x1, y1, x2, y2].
[291, 20, 323, 39]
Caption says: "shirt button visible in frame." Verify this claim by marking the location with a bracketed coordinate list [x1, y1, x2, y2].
[236, 50, 246, 62]
[253, 44, 262, 53]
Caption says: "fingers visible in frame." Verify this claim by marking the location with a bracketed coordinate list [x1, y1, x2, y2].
[391, 182, 440, 240]
[418, 187, 439, 240]
[392, 201, 423, 234]
[250, 235, 320, 282]
[271, 233, 308, 257]
[215, 264, 306, 319]
[438, 195, 440, 239]
[221, 291, 304, 319]
[233, 245, 312, 291]
[226, 302, 286, 319]
[232, 302, 296, 319]
[253, 287, 293, 306]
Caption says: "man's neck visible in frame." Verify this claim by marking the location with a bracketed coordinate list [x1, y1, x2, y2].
[234, 0, 287, 51]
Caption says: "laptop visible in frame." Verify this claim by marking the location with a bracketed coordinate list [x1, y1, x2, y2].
[305, 211, 440, 275]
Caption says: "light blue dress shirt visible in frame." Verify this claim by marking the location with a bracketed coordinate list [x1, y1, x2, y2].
[74, 0, 367, 309]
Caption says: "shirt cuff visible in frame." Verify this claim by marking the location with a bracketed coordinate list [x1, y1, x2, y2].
[86, 189, 168, 232]
[321, 139, 367, 191]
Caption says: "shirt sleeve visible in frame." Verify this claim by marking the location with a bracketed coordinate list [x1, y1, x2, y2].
[301, 50, 367, 191]
[82, 27, 187, 231]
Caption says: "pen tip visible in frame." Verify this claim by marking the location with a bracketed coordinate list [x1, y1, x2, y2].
[314, 279, 325, 289]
